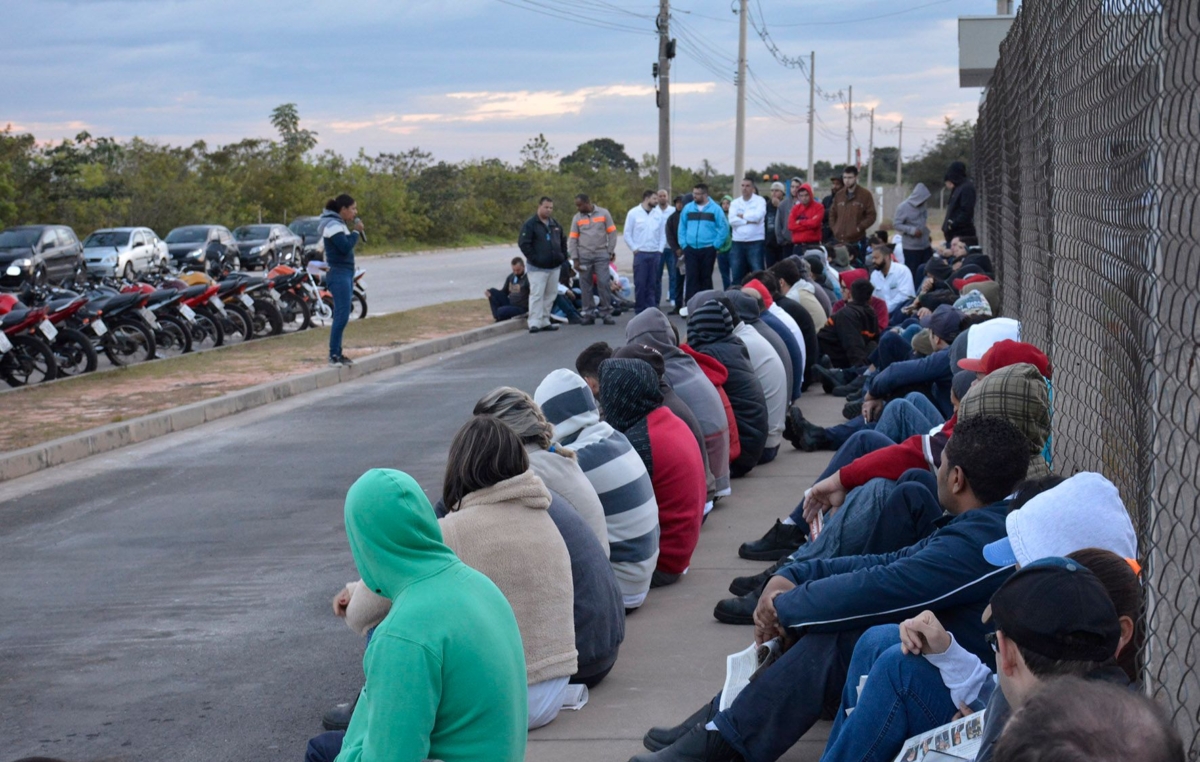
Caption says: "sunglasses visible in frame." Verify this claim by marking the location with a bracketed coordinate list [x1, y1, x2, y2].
[985, 631, 999, 653]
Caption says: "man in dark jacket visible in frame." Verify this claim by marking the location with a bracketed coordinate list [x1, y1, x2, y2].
[828, 166, 877, 263]
[485, 256, 531, 322]
[821, 176, 842, 244]
[942, 162, 977, 242]
[818, 278, 880, 369]
[517, 196, 568, 333]
[664, 194, 690, 314]
[629, 416, 1032, 762]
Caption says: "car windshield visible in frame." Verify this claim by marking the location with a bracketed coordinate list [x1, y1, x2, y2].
[234, 225, 271, 241]
[0, 229, 41, 248]
[84, 231, 131, 248]
[289, 219, 319, 236]
[166, 227, 209, 243]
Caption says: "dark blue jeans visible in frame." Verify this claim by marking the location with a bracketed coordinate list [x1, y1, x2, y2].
[713, 628, 866, 762]
[826, 394, 945, 449]
[730, 240, 765, 285]
[821, 625, 958, 762]
[487, 288, 525, 322]
[305, 731, 344, 762]
[326, 266, 353, 360]
[717, 249, 732, 290]
[658, 246, 678, 306]
[873, 330, 914, 372]
[788, 430, 895, 524]
[683, 246, 716, 302]
[633, 250, 661, 313]
[860, 469, 943, 556]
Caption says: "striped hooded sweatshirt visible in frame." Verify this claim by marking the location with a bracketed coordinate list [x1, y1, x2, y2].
[535, 369, 660, 610]
[626, 309, 732, 496]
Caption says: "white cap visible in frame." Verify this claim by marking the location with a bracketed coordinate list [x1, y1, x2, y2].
[965, 317, 1020, 360]
[983, 472, 1138, 567]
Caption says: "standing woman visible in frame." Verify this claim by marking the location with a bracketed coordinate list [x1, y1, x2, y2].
[318, 194, 364, 366]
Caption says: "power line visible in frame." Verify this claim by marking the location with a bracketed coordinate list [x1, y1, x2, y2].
[492, 0, 655, 35]
[764, 0, 957, 27]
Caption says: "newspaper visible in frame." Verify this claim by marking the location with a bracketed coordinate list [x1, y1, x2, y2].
[893, 710, 987, 762]
[559, 683, 589, 711]
[719, 638, 783, 711]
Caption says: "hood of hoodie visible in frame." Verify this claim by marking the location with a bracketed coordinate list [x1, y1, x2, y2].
[686, 300, 735, 349]
[534, 368, 616, 449]
[317, 209, 347, 236]
[685, 289, 721, 316]
[944, 161, 968, 185]
[743, 279, 774, 308]
[598, 358, 663, 432]
[613, 342, 668, 383]
[626, 308, 685, 359]
[725, 289, 761, 324]
[905, 182, 932, 207]
[680, 343, 729, 386]
[796, 182, 818, 207]
[790, 177, 804, 197]
[958, 362, 1051, 476]
[344, 469, 459, 599]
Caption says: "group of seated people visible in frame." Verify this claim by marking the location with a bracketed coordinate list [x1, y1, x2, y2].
[487, 254, 635, 325]
[303, 239, 1184, 762]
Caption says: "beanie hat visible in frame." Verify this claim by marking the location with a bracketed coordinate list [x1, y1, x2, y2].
[685, 300, 734, 348]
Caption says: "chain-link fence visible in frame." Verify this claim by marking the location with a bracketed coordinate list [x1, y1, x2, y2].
[975, 0, 1199, 753]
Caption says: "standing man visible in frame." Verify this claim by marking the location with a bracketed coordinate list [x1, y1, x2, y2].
[942, 161, 978, 242]
[774, 177, 803, 260]
[868, 243, 916, 325]
[625, 190, 665, 314]
[728, 178, 767, 285]
[654, 189, 677, 309]
[892, 182, 934, 274]
[569, 193, 619, 326]
[821, 175, 844, 244]
[828, 165, 877, 263]
[787, 183, 824, 253]
[517, 196, 568, 334]
[678, 183, 729, 302]
[664, 194, 688, 314]
[763, 181, 786, 268]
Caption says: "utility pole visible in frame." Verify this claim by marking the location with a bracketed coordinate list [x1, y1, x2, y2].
[897, 121, 904, 185]
[846, 84, 853, 166]
[656, 0, 672, 194]
[807, 51, 815, 186]
[866, 107, 875, 188]
[733, 0, 748, 196]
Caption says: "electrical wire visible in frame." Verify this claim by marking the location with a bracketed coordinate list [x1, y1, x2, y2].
[765, 0, 957, 27]
[492, 0, 655, 35]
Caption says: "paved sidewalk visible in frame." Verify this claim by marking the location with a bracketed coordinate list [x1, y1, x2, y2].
[528, 393, 843, 762]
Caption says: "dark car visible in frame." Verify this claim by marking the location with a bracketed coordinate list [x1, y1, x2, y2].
[164, 225, 240, 273]
[288, 216, 326, 265]
[232, 223, 302, 270]
[0, 225, 84, 287]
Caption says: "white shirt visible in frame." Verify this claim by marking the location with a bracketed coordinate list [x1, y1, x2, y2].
[728, 194, 767, 242]
[869, 261, 916, 313]
[654, 204, 672, 249]
[624, 204, 664, 253]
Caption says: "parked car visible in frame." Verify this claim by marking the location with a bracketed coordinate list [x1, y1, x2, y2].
[83, 227, 168, 278]
[232, 223, 302, 270]
[164, 225, 240, 274]
[288, 216, 325, 265]
[0, 225, 85, 288]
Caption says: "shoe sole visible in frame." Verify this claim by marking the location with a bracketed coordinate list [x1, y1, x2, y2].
[712, 605, 756, 625]
[737, 544, 798, 562]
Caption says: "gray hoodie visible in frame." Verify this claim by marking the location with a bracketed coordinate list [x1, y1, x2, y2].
[774, 176, 805, 246]
[892, 183, 932, 252]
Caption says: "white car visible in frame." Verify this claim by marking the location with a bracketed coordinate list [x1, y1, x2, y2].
[83, 227, 169, 278]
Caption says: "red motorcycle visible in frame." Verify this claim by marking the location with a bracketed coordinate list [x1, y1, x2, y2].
[0, 290, 98, 378]
[0, 296, 58, 386]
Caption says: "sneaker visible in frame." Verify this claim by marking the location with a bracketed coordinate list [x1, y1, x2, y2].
[729, 558, 788, 597]
[629, 723, 740, 762]
[549, 313, 569, 323]
[338, 355, 355, 366]
[814, 365, 848, 394]
[713, 589, 760, 625]
[831, 376, 866, 397]
[580, 317, 596, 326]
[738, 519, 807, 561]
[800, 419, 833, 451]
[529, 326, 541, 333]
[643, 701, 718, 752]
[322, 698, 357, 731]
[541, 323, 559, 332]
[328, 357, 344, 367]
[602, 316, 616, 325]
[842, 399, 863, 420]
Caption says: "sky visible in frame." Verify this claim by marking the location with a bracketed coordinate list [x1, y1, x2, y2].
[0, 0, 1009, 174]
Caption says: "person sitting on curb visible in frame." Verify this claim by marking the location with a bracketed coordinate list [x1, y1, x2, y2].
[818, 278, 880, 371]
[485, 256, 530, 322]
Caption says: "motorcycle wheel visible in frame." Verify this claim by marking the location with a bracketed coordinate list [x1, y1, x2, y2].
[154, 314, 192, 359]
[251, 299, 284, 337]
[191, 308, 224, 349]
[280, 292, 311, 331]
[52, 327, 99, 378]
[104, 317, 157, 366]
[1, 333, 58, 386]
[352, 291, 368, 320]
[221, 302, 253, 344]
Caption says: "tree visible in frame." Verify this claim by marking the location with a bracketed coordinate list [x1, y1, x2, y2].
[270, 103, 318, 157]
[519, 134, 557, 171]
[905, 119, 976, 199]
[867, 147, 899, 185]
[560, 138, 637, 173]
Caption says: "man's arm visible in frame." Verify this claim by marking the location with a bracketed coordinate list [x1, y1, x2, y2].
[604, 208, 618, 256]
[743, 196, 766, 224]
[839, 433, 937, 491]
[622, 209, 638, 253]
[354, 635, 441, 762]
[517, 218, 535, 259]
[713, 203, 730, 244]
[677, 208, 690, 248]
[867, 349, 951, 399]
[567, 216, 580, 260]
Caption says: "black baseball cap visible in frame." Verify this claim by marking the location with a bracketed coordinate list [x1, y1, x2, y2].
[985, 557, 1120, 662]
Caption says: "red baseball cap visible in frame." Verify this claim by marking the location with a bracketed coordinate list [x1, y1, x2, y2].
[959, 339, 1053, 379]
[952, 273, 992, 291]
[839, 268, 869, 287]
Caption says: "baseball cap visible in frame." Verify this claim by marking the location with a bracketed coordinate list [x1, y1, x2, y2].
[957, 317, 1020, 370]
[927, 305, 964, 343]
[839, 268, 869, 287]
[959, 339, 1053, 379]
[986, 557, 1121, 662]
[952, 273, 992, 291]
[983, 472, 1138, 567]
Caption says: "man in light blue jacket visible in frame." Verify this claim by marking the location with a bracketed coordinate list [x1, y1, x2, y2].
[678, 182, 730, 303]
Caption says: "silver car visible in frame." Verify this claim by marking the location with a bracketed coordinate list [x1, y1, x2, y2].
[83, 227, 168, 278]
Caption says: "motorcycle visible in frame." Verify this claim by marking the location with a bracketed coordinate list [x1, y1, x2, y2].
[0, 301, 59, 386]
[0, 289, 98, 378]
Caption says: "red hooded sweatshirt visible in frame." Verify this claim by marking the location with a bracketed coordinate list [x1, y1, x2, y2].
[787, 183, 824, 245]
[645, 406, 707, 574]
[840, 415, 958, 490]
[680, 343, 741, 462]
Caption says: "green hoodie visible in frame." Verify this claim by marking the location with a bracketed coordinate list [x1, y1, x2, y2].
[337, 469, 528, 762]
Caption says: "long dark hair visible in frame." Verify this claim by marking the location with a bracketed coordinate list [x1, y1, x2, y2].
[441, 416, 529, 511]
[1067, 547, 1143, 683]
[325, 194, 355, 213]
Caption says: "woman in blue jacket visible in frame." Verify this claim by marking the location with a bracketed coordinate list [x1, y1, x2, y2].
[317, 194, 364, 366]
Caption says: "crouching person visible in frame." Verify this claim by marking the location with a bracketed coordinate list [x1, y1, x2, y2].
[305, 468, 527, 762]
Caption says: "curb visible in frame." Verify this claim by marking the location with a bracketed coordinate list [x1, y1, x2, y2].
[0, 320, 523, 483]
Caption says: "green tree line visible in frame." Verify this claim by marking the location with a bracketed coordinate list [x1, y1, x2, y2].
[0, 104, 973, 247]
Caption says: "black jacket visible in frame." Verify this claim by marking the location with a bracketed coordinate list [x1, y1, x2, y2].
[942, 162, 977, 240]
[773, 294, 818, 376]
[818, 301, 879, 368]
[518, 214, 568, 270]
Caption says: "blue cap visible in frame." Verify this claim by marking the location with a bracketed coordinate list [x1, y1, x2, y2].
[983, 536, 1017, 567]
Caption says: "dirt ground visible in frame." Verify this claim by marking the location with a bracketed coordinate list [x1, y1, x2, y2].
[1, 300, 492, 453]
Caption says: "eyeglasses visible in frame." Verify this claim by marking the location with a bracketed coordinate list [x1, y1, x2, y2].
[985, 631, 999, 653]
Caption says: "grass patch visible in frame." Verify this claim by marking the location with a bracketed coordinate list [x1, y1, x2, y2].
[0, 300, 493, 453]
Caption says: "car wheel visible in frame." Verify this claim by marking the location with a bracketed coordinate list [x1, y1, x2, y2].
[123, 261, 136, 281]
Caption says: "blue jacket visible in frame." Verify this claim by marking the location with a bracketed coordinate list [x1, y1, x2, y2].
[774, 501, 1013, 668]
[318, 209, 359, 270]
[678, 200, 730, 250]
[867, 348, 954, 418]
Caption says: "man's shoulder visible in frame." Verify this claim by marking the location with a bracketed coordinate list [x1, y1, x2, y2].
[593, 205, 613, 218]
